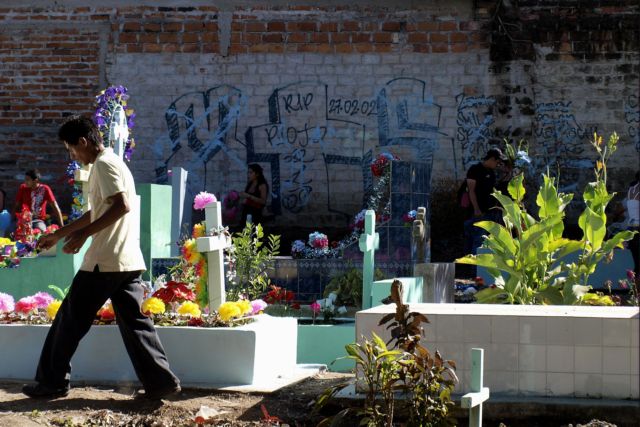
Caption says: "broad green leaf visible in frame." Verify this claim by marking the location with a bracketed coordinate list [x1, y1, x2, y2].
[601, 230, 636, 252]
[494, 192, 524, 235]
[535, 286, 563, 305]
[507, 173, 526, 203]
[474, 221, 518, 255]
[536, 175, 560, 219]
[578, 207, 606, 251]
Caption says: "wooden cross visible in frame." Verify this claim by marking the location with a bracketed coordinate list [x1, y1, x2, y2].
[461, 348, 490, 427]
[196, 201, 232, 309]
[358, 209, 379, 310]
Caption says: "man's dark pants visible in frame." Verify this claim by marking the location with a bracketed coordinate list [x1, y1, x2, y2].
[35, 267, 179, 392]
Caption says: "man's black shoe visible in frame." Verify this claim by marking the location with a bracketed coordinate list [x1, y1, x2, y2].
[22, 383, 69, 399]
[136, 384, 181, 400]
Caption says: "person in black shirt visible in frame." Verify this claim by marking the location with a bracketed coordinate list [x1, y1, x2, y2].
[240, 163, 268, 226]
[463, 148, 506, 255]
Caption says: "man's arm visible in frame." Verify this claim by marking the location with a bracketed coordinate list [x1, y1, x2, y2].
[61, 192, 130, 254]
[37, 210, 91, 250]
[51, 201, 65, 226]
[466, 178, 482, 217]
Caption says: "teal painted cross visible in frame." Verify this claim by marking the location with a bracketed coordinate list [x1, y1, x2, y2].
[461, 348, 490, 427]
[359, 209, 379, 309]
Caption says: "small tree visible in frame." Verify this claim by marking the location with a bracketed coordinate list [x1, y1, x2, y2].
[226, 222, 280, 301]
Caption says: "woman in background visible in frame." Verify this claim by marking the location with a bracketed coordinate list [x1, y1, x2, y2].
[240, 163, 268, 226]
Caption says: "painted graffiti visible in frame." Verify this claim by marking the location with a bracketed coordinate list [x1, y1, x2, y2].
[625, 94, 640, 152]
[455, 93, 497, 170]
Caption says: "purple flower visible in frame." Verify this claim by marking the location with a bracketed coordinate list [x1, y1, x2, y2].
[250, 299, 268, 315]
[32, 292, 54, 309]
[627, 270, 636, 282]
[0, 292, 15, 313]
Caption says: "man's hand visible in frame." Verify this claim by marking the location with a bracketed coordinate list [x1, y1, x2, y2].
[37, 233, 60, 251]
[62, 229, 89, 254]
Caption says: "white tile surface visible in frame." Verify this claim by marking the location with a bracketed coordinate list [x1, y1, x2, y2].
[492, 316, 519, 343]
[574, 346, 602, 374]
[574, 373, 602, 398]
[630, 375, 639, 399]
[436, 315, 464, 343]
[518, 372, 546, 396]
[573, 318, 602, 346]
[520, 317, 547, 344]
[487, 343, 518, 371]
[631, 319, 638, 348]
[463, 315, 491, 343]
[603, 347, 631, 375]
[602, 374, 631, 399]
[547, 317, 574, 345]
[602, 319, 631, 347]
[631, 346, 639, 376]
[547, 345, 574, 373]
[519, 344, 546, 372]
[487, 371, 517, 393]
[546, 373, 574, 397]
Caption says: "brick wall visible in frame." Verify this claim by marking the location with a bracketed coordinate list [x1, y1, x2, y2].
[0, 1, 638, 234]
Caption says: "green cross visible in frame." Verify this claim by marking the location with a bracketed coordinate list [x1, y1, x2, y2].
[358, 210, 379, 309]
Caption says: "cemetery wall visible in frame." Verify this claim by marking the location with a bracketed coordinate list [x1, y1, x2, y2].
[0, 0, 638, 231]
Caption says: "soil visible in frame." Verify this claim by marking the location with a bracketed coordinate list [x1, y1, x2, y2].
[0, 372, 353, 426]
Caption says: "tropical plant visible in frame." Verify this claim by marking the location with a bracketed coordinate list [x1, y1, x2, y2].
[457, 132, 636, 304]
[226, 222, 280, 301]
[323, 267, 385, 308]
[47, 285, 70, 300]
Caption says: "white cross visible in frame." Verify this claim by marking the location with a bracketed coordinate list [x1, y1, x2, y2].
[358, 209, 379, 309]
[196, 201, 233, 309]
[461, 348, 490, 427]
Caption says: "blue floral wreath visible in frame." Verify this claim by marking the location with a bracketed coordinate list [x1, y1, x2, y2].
[94, 85, 136, 161]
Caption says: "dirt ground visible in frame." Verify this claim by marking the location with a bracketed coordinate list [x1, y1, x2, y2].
[0, 372, 353, 426]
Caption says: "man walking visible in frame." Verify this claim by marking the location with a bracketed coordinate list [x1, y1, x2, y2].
[24, 115, 180, 400]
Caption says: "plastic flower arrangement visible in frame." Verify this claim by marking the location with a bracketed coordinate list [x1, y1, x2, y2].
[46, 300, 62, 319]
[251, 299, 268, 315]
[142, 297, 166, 315]
[290, 240, 307, 259]
[308, 232, 329, 250]
[94, 85, 136, 161]
[152, 281, 196, 305]
[177, 301, 202, 318]
[0, 292, 15, 313]
[402, 209, 417, 226]
[314, 292, 348, 323]
[65, 161, 84, 222]
[370, 152, 398, 177]
[97, 302, 115, 322]
[193, 192, 217, 210]
[352, 209, 367, 231]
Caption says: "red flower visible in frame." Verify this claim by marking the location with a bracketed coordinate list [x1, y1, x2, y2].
[153, 281, 196, 304]
[291, 302, 301, 310]
[188, 317, 204, 327]
[264, 285, 297, 305]
[474, 276, 485, 286]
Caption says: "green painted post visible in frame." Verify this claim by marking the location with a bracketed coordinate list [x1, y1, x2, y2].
[461, 348, 490, 427]
[358, 209, 379, 309]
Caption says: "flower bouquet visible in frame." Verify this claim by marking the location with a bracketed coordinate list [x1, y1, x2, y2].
[370, 152, 398, 177]
[94, 85, 136, 161]
[402, 209, 417, 227]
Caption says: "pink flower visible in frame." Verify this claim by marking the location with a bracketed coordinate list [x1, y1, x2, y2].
[0, 292, 15, 313]
[32, 292, 54, 309]
[310, 301, 321, 314]
[15, 296, 38, 314]
[193, 192, 217, 210]
[250, 299, 268, 315]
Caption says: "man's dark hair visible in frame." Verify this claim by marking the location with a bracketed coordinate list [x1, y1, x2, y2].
[484, 148, 506, 161]
[25, 169, 41, 181]
[58, 115, 102, 146]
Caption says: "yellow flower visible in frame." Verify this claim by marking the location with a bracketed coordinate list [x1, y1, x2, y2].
[182, 238, 202, 265]
[236, 300, 252, 315]
[177, 301, 202, 318]
[142, 297, 166, 315]
[192, 223, 206, 238]
[596, 160, 603, 171]
[0, 237, 15, 246]
[46, 300, 62, 319]
[218, 302, 242, 321]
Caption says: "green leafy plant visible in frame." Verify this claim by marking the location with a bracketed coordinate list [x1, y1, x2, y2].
[315, 280, 457, 426]
[226, 222, 280, 301]
[457, 132, 636, 304]
[47, 285, 70, 300]
[323, 267, 385, 309]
